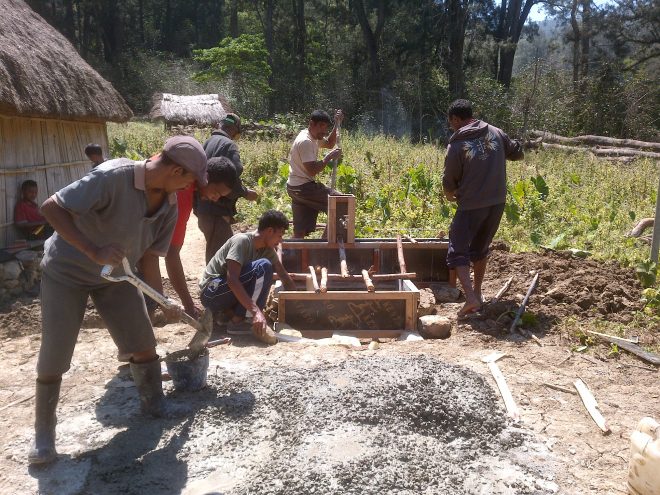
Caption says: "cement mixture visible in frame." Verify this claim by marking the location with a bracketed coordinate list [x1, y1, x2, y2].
[23, 354, 556, 495]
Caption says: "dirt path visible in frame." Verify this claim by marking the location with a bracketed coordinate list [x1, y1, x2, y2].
[0, 216, 658, 494]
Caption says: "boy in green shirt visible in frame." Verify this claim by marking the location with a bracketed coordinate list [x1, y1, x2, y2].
[200, 210, 296, 338]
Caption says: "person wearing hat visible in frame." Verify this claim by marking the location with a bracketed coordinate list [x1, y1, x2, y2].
[28, 136, 207, 466]
[199, 112, 258, 263]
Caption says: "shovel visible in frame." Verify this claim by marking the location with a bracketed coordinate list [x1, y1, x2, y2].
[101, 258, 213, 354]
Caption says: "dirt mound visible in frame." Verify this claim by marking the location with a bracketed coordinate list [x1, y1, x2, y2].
[480, 248, 643, 327]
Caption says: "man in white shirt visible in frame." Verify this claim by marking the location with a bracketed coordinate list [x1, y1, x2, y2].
[286, 109, 344, 239]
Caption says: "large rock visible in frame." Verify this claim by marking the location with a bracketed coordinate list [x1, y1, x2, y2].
[418, 315, 452, 339]
[1, 261, 22, 281]
[417, 288, 437, 316]
[431, 285, 461, 303]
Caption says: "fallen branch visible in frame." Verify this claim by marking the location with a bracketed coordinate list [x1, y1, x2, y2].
[529, 130, 660, 152]
[587, 332, 660, 366]
[543, 382, 577, 395]
[539, 142, 659, 160]
[491, 276, 514, 303]
[574, 378, 611, 434]
[0, 393, 34, 412]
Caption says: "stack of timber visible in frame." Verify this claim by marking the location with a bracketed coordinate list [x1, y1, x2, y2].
[528, 130, 660, 163]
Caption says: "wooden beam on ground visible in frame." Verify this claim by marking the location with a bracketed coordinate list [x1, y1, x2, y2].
[482, 352, 520, 422]
[396, 235, 407, 274]
[587, 331, 660, 366]
[574, 378, 611, 434]
[308, 266, 320, 293]
[362, 269, 375, 292]
[338, 237, 349, 277]
[320, 267, 328, 293]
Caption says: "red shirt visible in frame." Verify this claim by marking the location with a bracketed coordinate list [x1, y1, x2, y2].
[171, 184, 194, 248]
[14, 200, 45, 224]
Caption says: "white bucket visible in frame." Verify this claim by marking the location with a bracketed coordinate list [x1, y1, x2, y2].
[628, 417, 660, 495]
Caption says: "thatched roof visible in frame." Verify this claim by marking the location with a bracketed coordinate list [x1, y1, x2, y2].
[0, 0, 132, 122]
[150, 93, 233, 125]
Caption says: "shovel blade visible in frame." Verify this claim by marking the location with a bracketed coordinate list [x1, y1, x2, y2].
[187, 308, 213, 353]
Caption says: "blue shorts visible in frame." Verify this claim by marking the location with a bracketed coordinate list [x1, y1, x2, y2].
[446, 203, 505, 268]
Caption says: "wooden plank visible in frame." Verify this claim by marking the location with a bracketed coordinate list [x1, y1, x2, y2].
[574, 378, 611, 434]
[279, 294, 411, 331]
[277, 272, 417, 282]
[297, 329, 404, 339]
[346, 196, 355, 243]
[484, 358, 520, 422]
[327, 197, 337, 243]
[279, 290, 416, 301]
[281, 240, 449, 250]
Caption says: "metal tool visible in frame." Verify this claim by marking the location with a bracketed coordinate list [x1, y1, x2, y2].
[101, 258, 212, 352]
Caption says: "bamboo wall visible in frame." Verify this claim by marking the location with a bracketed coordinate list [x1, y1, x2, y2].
[0, 115, 109, 247]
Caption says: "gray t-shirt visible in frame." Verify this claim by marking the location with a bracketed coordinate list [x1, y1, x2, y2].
[200, 232, 278, 288]
[41, 158, 178, 287]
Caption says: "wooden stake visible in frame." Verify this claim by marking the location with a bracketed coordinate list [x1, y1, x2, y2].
[396, 235, 407, 274]
[308, 266, 320, 293]
[491, 276, 514, 303]
[362, 269, 375, 292]
[574, 378, 611, 434]
[509, 272, 540, 333]
[320, 267, 328, 293]
[338, 238, 349, 277]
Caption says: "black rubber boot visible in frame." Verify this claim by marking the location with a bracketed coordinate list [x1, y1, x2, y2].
[28, 379, 61, 465]
[130, 358, 190, 418]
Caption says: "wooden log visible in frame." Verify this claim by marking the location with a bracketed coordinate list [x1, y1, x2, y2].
[308, 266, 320, 293]
[396, 235, 407, 274]
[338, 238, 349, 277]
[509, 272, 540, 333]
[586, 331, 660, 366]
[320, 267, 328, 293]
[362, 269, 375, 292]
[574, 378, 611, 434]
[591, 148, 660, 159]
[627, 218, 655, 238]
[529, 130, 660, 152]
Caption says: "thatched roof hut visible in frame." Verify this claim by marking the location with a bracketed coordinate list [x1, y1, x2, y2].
[0, 0, 132, 247]
[150, 93, 233, 126]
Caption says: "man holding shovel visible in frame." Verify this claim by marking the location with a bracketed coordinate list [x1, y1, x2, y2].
[29, 136, 207, 465]
[286, 109, 344, 239]
[442, 99, 523, 317]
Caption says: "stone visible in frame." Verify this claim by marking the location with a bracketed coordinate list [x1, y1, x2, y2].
[431, 285, 461, 303]
[417, 288, 436, 316]
[417, 315, 452, 339]
[3, 279, 20, 289]
[258, 326, 278, 345]
[1, 261, 22, 281]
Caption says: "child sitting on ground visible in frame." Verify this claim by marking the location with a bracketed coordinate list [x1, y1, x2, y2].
[14, 180, 53, 240]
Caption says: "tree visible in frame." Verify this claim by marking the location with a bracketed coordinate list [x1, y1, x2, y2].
[193, 34, 272, 114]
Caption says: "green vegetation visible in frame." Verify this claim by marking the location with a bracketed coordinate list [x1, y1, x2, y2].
[109, 122, 658, 270]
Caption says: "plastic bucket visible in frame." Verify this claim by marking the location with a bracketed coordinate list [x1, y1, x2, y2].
[164, 349, 209, 392]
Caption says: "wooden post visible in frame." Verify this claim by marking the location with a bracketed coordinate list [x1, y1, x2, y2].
[362, 269, 375, 292]
[651, 174, 660, 265]
[320, 267, 328, 293]
[308, 266, 320, 293]
[338, 237, 349, 277]
[396, 235, 407, 274]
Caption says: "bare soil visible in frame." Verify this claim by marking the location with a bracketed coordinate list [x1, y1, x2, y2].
[0, 219, 658, 494]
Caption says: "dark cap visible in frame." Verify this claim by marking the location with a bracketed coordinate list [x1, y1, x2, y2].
[221, 113, 241, 131]
[162, 136, 208, 186]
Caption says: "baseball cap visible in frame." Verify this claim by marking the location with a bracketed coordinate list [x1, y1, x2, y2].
[162, 136, 208, 186]
[221, 113, 241, 131]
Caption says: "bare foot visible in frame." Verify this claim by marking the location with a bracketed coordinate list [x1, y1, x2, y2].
[457, 299, 481, 317]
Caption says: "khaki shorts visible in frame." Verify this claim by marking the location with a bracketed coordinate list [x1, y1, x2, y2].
[37, 271, 156, 376]
[287, 182, 339, 236]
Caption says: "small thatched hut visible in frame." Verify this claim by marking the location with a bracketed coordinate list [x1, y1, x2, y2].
[150, 93, 233, 127]
[0, 0, 132, 247]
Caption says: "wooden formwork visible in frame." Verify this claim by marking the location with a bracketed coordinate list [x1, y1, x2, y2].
[327, 194, 355, 244]
[278, 279, 419, 338]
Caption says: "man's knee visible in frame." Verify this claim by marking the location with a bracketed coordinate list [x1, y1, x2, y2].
[254, 258, 274, 278]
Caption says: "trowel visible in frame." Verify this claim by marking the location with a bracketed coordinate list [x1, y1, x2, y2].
[101, 258, 213, 354]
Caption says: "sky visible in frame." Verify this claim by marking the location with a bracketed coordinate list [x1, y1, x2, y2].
[527, 0, 612, 22]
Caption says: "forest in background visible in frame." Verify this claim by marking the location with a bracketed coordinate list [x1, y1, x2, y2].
[27, 0, 659, 140]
